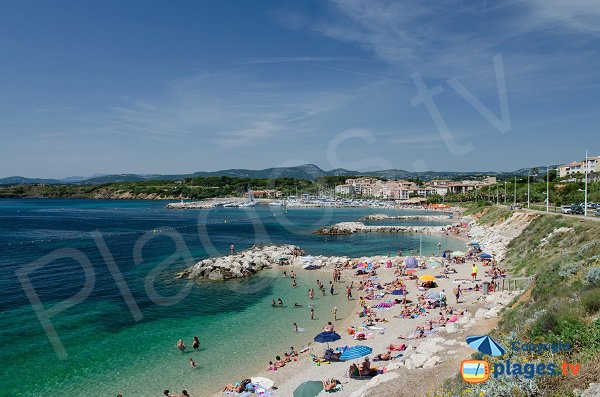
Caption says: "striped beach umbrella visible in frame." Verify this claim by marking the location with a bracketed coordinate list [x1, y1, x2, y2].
[340, 345, 373, 361]
[466, 335, 506, 356]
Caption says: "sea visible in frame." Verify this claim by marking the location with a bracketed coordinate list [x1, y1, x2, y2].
[0, 199, 465, 396]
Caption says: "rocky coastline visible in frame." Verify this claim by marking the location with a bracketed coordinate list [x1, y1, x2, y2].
[359, 213, 453, 221]
[315, 221, 450, 235]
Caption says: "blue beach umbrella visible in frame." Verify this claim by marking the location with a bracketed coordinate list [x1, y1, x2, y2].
[314, 331, 341, 349]
[340, 345, 373, 361]
[405, 256, 418, 268]
[479, 253, 493, 259]
[466, 335, 506, 356]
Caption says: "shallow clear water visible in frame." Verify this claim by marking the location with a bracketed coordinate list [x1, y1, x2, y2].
[0, 199, 464, 396]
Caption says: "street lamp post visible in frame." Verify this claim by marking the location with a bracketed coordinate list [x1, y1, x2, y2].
[546, 166, 550, 213]
[527, 171, 530, 209]
[514, 176, 517, 206]
[504, 181, 507, 204]
[584, 150, 588, 217]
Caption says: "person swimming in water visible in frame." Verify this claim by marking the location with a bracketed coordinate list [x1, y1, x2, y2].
[189, 357, 197, 368]
[192, 336, 200, 350]
[176, 339, 185, 351]
[272, 299, 277, 307]
[294, 303, 302, 308]
[292, 279, 297, 287]
[277, 298, 283, 306]
[293, 322, 299, 332]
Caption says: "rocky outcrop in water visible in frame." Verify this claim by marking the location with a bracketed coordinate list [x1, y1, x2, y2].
[178, 244, 304, 280]
[315, 221, 447, 235]
[360, 213, 452, 221]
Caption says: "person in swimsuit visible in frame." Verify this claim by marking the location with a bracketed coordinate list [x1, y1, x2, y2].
[293, 322, 299, 332]
[192, 336, 200, 350]
[278, 298, 283, 306]
[176, 339, 185, 351]
[189, 358, 197, 368]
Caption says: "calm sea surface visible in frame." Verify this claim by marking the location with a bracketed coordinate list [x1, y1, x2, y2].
[0, 199, 464, 396]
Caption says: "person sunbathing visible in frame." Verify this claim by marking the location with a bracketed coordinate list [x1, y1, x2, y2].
[275, 355, 285, 368]
[387, 343, 407, 351]
[223, 383, 244, 393]
[323, 379, 340, 391]
[348, 363, 360, 378]
[375, 351, 391, 361]
[266, 361, 277, 371]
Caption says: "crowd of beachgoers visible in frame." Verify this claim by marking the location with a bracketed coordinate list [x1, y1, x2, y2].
[202, 229, 513, 396]
[124, 209, 528, 397]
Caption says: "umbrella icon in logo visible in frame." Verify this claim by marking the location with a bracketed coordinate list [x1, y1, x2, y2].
[466, 335, 506, 356]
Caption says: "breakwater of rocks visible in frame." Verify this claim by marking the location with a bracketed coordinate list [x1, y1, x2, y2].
[359, 213, 453, 221]
[315, 221, 448, 235]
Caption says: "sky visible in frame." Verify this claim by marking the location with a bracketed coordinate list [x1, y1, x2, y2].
[1, 0, 599, 178]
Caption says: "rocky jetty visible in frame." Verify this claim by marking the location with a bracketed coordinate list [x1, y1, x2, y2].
[178, 244, 304, 280]
[315, 221, 448, 235]
[360, 213, 453, 221]
[166, 198, 245, 209]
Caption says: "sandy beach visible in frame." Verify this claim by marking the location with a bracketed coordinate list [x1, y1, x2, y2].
[213, 211, 531, 397]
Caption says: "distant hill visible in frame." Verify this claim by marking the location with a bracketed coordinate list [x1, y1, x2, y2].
[0, 163, 561, 185]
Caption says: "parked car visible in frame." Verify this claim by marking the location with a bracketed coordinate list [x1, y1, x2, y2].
[596, 209, 600, 217]
[561, 205, 572, 214]
[571, 205, 585, 215]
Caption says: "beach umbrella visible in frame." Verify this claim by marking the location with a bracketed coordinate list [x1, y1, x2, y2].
[466, 335, 506, 357]
[405, 256, 418, 268]
[293, 381, 323, 397]
[479, 253, 493, 259]
[419, 275, 436, 282]
[251, 377, 275, 390]
[468, 241, 480, 246]
[451, 251, 465, 257]
[427, 260, 441, 268]
[340, 345, 373, 361]
[314, 331, 341, 349]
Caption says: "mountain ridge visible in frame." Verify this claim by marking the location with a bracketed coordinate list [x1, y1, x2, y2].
[0, 163, 561, 185]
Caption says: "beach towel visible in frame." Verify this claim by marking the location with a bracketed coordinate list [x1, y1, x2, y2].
[353, 332, 374, 340]
[448, 315, 459, 323]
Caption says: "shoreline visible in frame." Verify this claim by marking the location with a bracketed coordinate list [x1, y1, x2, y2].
[208, 210, 531, 397]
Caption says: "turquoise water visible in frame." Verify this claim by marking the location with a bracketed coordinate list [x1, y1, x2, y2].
[0, 199, 464, 396]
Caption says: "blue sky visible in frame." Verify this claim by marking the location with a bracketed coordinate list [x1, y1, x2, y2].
[1, 0, 599, 178]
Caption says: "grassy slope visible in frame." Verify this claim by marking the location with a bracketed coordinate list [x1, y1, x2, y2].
[438, 203, 600, 397]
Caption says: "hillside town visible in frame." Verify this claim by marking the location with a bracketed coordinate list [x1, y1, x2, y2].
[334, 176, 497, 200]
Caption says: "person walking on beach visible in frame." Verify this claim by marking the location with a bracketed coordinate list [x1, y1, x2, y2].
[310, 307, 315, 320]
[331, 306, 337, 321]
[192, 336, 200, 351]
[330, 281, 334, 295]
[454, 285, 462, 303]
[471, 264, 478, 281]
[346, 286, 353, 300]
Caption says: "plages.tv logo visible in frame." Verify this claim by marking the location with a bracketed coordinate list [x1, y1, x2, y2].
[461, 335, 581, 384]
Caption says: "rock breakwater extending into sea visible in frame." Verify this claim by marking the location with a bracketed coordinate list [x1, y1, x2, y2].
[315, 221, 449, 235]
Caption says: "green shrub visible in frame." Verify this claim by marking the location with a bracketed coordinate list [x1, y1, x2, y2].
[581, 288, 600, 314]
[586, 267, 600, 286]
